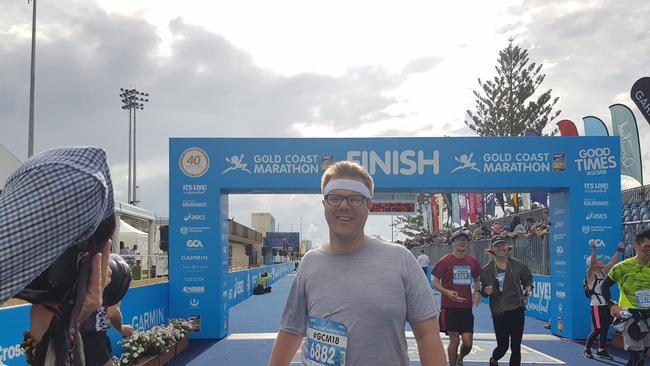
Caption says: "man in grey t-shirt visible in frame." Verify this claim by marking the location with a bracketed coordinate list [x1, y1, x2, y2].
[268, 161, 446, 366]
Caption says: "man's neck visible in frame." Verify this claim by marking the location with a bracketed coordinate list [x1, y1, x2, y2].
[636, 255, 650, 265]
[495, 256, 508, 266]
[326, 232, 367, 254]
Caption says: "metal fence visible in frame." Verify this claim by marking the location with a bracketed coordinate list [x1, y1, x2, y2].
[121, 254, 168, 279]
[412, 235, 550, 275]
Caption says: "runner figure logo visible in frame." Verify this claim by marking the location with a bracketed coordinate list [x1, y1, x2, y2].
[222, 154, 252, 174]
[451, 153, 481, 173]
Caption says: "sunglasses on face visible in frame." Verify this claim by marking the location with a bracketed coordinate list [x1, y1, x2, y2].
[324, 194, 368, 207]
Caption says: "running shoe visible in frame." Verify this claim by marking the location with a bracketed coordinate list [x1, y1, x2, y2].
[489, 356, 498, 366]
[595, 349, 613, 360]
[583, 348, 593, 358]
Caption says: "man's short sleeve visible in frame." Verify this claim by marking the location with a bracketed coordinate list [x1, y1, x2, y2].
[433, 256, 447, 279]
[279, 270, 308, 337]
[471, 257, 481, 278]
[403, 250, 439, 325]
[608, 261, 623, 282]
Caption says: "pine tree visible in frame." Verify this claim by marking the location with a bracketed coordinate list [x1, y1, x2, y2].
[465, 39, 561, 136]
[395, 194, 429, 239]
[395, 194, 448, 239]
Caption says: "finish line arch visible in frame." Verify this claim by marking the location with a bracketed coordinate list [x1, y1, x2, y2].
[168, 137, 621, 340]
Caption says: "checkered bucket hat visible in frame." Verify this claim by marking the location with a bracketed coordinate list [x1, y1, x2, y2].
[0, 147, 114, 305]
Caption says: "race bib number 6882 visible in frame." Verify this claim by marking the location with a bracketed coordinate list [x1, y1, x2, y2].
[304, 317, 348, 366]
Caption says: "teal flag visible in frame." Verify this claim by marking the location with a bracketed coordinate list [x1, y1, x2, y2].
[451, 193, 460, 226]
[610, 104, 644, 185]
[583, 116, 609, 136]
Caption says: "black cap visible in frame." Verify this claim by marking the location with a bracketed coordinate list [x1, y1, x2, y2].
[490, 235, 508, 246]
[450, 230, 470, 242]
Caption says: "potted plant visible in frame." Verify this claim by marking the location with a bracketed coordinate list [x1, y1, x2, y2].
[118, 318, 194, 365]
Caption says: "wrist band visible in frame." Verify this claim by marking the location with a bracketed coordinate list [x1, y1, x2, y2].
[617, 247, 625, 253]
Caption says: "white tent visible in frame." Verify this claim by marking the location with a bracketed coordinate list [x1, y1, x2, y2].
[118, 219, 148, 252]
[0, 144, 22, 189]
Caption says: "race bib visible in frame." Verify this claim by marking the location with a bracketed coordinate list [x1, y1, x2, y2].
[304, 317, 348, 366]
[635, 290, 650, 309]
[497, 272, 506, 292]
[452, 265, 472, 285]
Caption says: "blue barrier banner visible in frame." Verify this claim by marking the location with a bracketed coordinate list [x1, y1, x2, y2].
[0, 283, 170, 363]
[525, 275, 551, 321]
[169, 136, 621, 340]
[0, 305, 29, 364]
[108, 282, 170, 356]
[223, 262, 295, 308]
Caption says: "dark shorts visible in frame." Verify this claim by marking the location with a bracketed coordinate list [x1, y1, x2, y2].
[439, 307, 474, 335]
[82, 331, 113, 366]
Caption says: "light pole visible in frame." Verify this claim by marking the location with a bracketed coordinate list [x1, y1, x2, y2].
[119, 88, 149, 205]
[299, 216, 303, 254]
[27, 0, 37, 157]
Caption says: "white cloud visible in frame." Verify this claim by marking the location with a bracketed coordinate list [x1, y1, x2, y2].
[1, 0, 649, 245]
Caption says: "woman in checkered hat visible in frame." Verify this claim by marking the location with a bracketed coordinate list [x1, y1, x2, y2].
[0, 147, 116, 365]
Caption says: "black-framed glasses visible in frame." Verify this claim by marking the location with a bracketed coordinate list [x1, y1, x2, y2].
[324, 194, 368, 207]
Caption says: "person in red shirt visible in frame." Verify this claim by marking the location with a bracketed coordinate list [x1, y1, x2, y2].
[433, 229, 481, 366]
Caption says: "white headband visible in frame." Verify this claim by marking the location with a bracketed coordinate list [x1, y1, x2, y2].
[323, 179, 372, 199]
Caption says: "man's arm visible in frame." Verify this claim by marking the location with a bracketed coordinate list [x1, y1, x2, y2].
[604, 243, 625, 273]
[107, 304, 133, 337]
[412, 317, 447, 366]
[268, 331, 303, 366]
[472, 277, 482, 306]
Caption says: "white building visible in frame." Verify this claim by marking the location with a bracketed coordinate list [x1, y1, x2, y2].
[251, 213, 276, 235]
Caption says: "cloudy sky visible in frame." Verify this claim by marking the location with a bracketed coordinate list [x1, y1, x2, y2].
[1, 0, 649, 247]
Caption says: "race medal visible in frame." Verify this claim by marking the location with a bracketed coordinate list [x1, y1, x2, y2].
[305, 316, 348, 366]
[452, 265, 472, 285]
[635, 289, 650, 308]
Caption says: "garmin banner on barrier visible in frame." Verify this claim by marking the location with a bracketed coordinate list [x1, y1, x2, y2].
[169, 137, 621, 340]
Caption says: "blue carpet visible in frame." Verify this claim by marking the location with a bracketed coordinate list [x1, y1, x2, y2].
[173, 273, 644, 365]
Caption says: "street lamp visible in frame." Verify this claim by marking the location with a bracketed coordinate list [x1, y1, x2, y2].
[299, 216, 303, 254]
[27, 0, 38, 157]
[119, 88, 149, 205]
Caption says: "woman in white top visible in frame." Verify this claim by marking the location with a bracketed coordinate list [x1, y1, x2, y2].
[583, 240, 625, 359]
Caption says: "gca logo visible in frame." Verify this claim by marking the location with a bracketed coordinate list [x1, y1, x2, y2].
[186, 240, 204, 248]
[589, 238, 605, 247]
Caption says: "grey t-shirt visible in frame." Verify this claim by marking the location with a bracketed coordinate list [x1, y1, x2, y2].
[280, 237, 439, 366]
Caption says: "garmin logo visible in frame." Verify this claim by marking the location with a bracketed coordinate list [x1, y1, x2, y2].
[131, 308, 165, 331]
[181, 255, 208, 261]
[347, 150, 439, 175]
